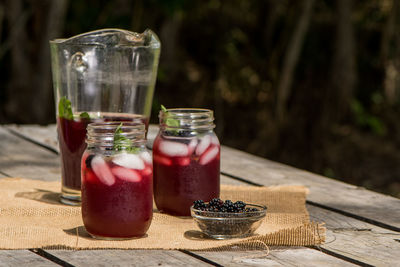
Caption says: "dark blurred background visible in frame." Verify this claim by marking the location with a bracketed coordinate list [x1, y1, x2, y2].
[0, 0, 399, 198]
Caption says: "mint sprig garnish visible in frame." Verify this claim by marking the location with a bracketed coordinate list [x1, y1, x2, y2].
[58, 96, 73, 120]
[58, 97, 91, 120]
[113, 123, 139, 153]
[161, 105, 179, 128]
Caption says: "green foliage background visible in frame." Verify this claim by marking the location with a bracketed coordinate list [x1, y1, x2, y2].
[1, 0, 399, 197]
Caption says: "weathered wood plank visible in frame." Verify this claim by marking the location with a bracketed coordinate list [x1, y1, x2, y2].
[194, 248, 357, 267]
[220, 175, 400, 266]
[6, 124, 58, 153]
[186, 176, 358, 267]
[2, 126, 326, 266]
[5, 124, 159, 153]
[0, 127, 60, 181]
[9, 124, 400, 231]
[49, 250, 213, 266]
[0, 250, 56, 266]
[308, 205, 400, 267]
[4, 125, 400, 266]
[220, 146, 400, 231]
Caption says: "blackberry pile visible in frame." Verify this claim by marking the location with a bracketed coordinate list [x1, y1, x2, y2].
[192, 198, 267, 238]
[164, 130, 192, 137]
[193, 198, 259, 213]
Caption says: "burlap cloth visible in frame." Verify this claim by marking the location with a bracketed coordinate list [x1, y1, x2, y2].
[0, 178, 325, 250]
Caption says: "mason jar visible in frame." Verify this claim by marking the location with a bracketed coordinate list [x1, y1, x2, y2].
[153, 108, 220, 216]
[81, 122, 153, 239]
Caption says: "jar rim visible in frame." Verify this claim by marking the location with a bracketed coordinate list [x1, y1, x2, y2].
[86, 121, 146, 148]
[88, 121, 145, 131]
[163, 108, 212, 113]
[159, 108, 213, 119]
[158, 108, 215, 130]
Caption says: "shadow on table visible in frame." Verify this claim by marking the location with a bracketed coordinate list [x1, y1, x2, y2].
[64, 226, 149, 240]
[64, 226, 91, 239]
[184, 230, 214, 240]
[15, 189, 62, 206]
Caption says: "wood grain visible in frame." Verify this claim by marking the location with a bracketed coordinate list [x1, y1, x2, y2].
[0, 127, 60, 181]
[5, 124, 159, 153]
[6, 124, 58, 153]
[3, 124, 400, 266]
[220, 146, 400, 231]
[9, 123, 400, 232]
[220, 175, 400, 266]
[49, 250, 213, 266]
[0, 250, 56, 266]
[308, 205, 400, 267]
[194, 248, 356, 267]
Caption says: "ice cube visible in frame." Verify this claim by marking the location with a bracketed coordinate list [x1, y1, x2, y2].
[188, 139, 198, 155]
[91, 156, 116, 186]
[112, 153, 145, 170]
[199, 146, 219, 165]
[142, 166, 153, 176]
[139, 151, 152, 164]
[153, 154, 172, 166]
[83, 169, 97, 183]
[196, 135, 211, 156]
[211, 135, 220, 146]
[158, 141, 189, 157]
[112, 166, 141, 182]
[177, 157, 191, 166]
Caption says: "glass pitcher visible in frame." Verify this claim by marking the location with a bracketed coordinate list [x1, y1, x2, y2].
[50, 29, 160, 205]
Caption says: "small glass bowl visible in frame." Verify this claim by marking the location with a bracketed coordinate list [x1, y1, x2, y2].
[190, 204, 267, 239]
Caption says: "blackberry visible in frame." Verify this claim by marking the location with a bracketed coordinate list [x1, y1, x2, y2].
[224, 200, 233, 205]
[232, 203, 241, 212]
[177, 130, 192, 137]
[220, 207, 228, 213]
[207, 206, 218, 212]
[193, 200, 207, 210]
[222, 200, 234, 210]
[209, 198, 223, 208]
[226, 206, 235, 213]
[234, 201, 246, 210]
[164, 130, 192, 137]
[194, 198, 263, 215]
[85, 154, 95, 169]
[164, 130, 176, 136]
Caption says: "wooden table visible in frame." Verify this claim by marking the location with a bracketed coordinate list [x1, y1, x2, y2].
[0, 124, 399, 267]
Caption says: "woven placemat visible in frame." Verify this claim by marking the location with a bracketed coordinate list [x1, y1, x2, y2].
[0, 178, 325, 250]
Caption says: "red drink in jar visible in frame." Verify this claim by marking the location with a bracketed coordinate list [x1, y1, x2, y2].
[81, 122, 152, 239]
[153, 108, 220, 216]
[58, 112, 148, 205]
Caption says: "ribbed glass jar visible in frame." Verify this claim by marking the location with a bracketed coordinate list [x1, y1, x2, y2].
[81, 122, 153, 239]
[153, 108, 220, 216]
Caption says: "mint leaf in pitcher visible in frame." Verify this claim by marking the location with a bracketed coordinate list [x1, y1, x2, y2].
[58, 96, 73, 120]
[80, 112, 90, 119]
